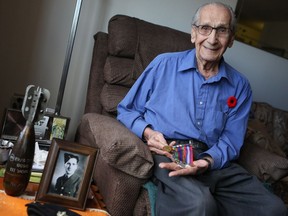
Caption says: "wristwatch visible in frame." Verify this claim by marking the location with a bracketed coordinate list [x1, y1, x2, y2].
[202, 157, 212, 170]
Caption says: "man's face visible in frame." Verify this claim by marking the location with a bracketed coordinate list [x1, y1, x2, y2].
[64, 158, 78, 175]
[191, 4, 234, 64]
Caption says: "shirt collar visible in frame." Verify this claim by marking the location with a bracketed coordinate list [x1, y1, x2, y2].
[179, 49, 233, 84]
[178, 49, 197, 71]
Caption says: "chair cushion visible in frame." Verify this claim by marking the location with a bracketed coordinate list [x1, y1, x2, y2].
[107, 14, 194, 81]
[133, 18, 194, 80]
[238, 141, 288, 183]
[104, 56, 135, 88]
[100, 84, 129, 114]
[108, 15, 138, 58]
[79, 113, 154, 179]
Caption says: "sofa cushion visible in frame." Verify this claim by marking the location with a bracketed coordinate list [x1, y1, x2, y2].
[249, 102, 288, 157]
[79, 113, 154, 179]
[272, 176, 288, 207]
[246, 118, 286, 157]
[250, 102, 274, 126]
[238, 141, 288, 183]
[273, 108, 288, 156]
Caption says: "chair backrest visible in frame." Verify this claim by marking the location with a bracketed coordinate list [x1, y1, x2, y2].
[249, 102, 288, 156]
[84, 14, 194, 117]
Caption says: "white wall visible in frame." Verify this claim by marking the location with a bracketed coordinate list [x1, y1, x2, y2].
[225, 41, 288, 111]
[2, 0, 288, 141]
[0, 0, 75, 131]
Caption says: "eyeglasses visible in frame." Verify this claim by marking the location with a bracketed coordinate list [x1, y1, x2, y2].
[193, 25, 231, 37]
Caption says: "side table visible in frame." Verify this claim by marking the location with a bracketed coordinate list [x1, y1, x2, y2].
[0, 176, 107, 211]
[0, 176, 38, 196]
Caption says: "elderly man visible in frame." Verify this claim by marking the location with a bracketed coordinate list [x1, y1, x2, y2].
[117, 2, 287, 216]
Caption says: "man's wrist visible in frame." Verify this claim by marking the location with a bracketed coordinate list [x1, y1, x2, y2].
[202, 157, 212, 170]
[143, 126, 153, 141]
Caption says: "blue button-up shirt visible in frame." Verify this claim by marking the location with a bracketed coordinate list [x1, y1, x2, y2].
[117, 49, 252, 169]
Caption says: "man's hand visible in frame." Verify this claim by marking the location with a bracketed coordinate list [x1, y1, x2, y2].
[159, 158, 211, 176]
[143, 127, 213, 176]
[143, 127, 175, 157]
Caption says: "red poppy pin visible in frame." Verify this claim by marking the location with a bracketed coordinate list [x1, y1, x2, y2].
[227, 96, 237, 108]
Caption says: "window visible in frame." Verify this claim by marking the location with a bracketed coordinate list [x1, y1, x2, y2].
[235, 0, 288, 59]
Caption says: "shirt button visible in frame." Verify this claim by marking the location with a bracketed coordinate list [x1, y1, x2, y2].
[197, 121, 201, 125]
[199, 101, 203, 105]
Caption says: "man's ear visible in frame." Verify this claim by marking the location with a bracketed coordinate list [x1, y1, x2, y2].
[191, 28, 196, 43]
[228, 35, 235, 48]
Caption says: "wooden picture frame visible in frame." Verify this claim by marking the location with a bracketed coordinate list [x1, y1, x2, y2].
[36, 139, 97, 210]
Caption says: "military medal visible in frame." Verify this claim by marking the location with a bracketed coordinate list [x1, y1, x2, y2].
[163, 144, 194, 168]
[163, 145, 173, 153]
[172, 144, 194, 165]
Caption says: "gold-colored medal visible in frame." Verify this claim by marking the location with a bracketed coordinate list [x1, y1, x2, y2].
[162, 145, 173, 153]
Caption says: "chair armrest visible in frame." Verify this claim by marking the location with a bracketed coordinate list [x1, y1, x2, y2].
[77, 113, 154, 179]
[238, 141, 288, 183]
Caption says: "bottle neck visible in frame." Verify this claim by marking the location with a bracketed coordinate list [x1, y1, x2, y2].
[25, 120, 34, 127]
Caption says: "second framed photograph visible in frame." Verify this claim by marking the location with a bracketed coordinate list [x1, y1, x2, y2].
[36, 139, 98, 210]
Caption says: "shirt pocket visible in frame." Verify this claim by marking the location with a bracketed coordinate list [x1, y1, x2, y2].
[204, 109, 228, 142]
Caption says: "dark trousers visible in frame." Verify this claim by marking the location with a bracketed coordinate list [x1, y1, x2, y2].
[153, 155, 287, 216]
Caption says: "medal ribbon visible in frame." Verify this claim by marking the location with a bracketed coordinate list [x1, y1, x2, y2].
[172, 144, 193, 165]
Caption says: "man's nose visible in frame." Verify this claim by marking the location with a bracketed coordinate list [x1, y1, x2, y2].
[207, 29, 218, 43]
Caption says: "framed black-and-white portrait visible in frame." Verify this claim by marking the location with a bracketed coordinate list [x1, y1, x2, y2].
[36, 139, 97, 210]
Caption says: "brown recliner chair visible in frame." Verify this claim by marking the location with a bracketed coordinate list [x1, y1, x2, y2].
[76, 14, 288, 215]
[76, 15, 194, 216]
